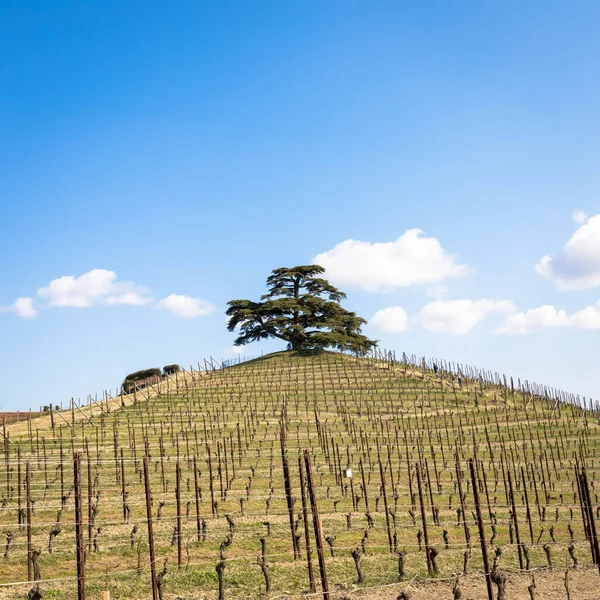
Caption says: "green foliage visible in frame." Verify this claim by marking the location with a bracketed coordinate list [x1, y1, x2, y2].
[123, 368, 162, 382]
[226, 265, 377, 353]
[162, 364, 181, 376]
[121, 368, 162, 392]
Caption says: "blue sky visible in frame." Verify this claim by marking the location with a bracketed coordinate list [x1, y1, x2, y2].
[1, 1, 600, 410]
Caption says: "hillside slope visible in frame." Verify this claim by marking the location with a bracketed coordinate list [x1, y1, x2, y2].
[1, 350, 599, 599]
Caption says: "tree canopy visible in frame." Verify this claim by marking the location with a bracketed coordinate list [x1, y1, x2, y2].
[121, 367, 162, 393]
[226, 265, 377, 353]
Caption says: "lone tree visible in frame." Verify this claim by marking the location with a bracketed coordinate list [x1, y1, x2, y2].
[226, 265, 376, 353]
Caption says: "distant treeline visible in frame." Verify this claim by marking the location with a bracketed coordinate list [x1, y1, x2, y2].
[121, 364, 181, 393]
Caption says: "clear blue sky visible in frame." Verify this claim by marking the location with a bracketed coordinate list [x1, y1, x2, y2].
[1, 1, 600, 410]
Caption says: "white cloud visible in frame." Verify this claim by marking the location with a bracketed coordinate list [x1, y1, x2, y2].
[416, 299, 516, 336]
[313, 229, 468, 292]
[370, 306, 409, 333]
[535, 214, 600, 290]
[38, 269, 151, 307]
[5, 269, 216, 320]
[572, 210, 588, 224]
[158, 294, 215, 318]
[0, 297, 38, 318]
[495, 305, 569, 334]
[496, 302, 600, 334]
[569, 303, 600, 329]
[12, 297, 37, 319]
[105, 292, 152, 306]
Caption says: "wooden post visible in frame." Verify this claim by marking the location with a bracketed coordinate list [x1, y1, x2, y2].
[454, 454, 470, 546]
[378, 446, 393, 553]
[346, 446, 356, 511]
[469, 458, 493, 600]
[280, 425, 299, 560]
[143, 456, 158, 600]
[87, 445, 93, 552]
[359, 457, 369, 514]
[580, 466, 600, 573]
[120, 448, 127, 522]
[74, 451, 86, 600]
[415, 463, 432, 575]
[59, 428, 65, 499]
[298, 454, 316, 593]
[26, 460, 32, 581]
[207, 444, 216, 516]
[193, 455, 201, 542]
[304, 450, 329, 600]
[507, 468, 524, 569]
[575, 466, 592, 550]
[216, 440, 224, 501]
[17, 447, 22, 526]
[521, 466, 534, 544]
[176, 461, 183, 568]
[4, 426, 10, 499]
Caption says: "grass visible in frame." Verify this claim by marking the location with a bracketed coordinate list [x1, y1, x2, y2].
[0, 350, 598, 599]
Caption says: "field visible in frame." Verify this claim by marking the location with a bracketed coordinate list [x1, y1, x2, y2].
[0, 414, 43, 427]
[1, 350, 599, 599]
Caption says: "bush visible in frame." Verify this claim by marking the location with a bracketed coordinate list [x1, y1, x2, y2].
[163, 364, 181, 376]
[121, 368, 162, 392]
[123, 368, 162, 383]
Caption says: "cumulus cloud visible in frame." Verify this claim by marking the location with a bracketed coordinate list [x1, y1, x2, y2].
[416, 299, 516, 336]
[535, 214, 600, 290]
[13, 297, 37, 318]
[105, 292, 152, 306]
[1, 297, 38, 318]
[569, 303, 600, 329]
[496, 302, 600, 334]
[158, 294, 215, 318]
[4, 268, 217, 320]
[370, 306, 409, 333]
[572, 210, 588, 224]
[37, 269, 152, 307]
[313, 229, 468, 292]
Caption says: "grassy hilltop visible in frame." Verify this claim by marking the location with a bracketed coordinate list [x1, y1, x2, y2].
[1, 350, 599, 599]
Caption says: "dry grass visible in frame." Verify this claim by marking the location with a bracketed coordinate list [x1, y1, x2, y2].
[0, 350, 598, 599]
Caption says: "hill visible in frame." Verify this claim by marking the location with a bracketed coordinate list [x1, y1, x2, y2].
[1, 350, 599, 599]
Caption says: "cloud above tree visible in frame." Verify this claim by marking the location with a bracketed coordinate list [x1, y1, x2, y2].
[314, 229, 468, 292]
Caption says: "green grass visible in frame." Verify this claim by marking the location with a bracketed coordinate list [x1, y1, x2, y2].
[0, 350, 597, 599]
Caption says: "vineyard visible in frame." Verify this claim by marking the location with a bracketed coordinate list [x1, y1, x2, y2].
[1, 349, 600, 599]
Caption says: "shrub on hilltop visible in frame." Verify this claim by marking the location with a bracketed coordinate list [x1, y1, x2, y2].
[121, 367, 162, 393]
[163, 364, 181, 376]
